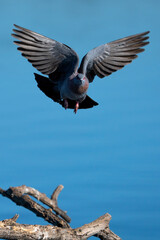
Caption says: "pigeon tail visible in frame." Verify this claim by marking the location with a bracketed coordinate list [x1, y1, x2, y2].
[64, 95, 98, 109]
[34, 73, 61, 103]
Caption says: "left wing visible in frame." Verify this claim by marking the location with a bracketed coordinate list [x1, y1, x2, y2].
[78, 31, 150, 82]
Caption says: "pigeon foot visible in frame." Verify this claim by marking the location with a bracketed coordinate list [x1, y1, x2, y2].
[64, 99, 68, 110]
[74, 102, 79, 114]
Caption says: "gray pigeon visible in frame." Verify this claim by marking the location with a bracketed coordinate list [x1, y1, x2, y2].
[12, 25, 149, 113]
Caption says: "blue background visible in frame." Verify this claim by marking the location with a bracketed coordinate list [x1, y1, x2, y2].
[0, 1, 160, 239]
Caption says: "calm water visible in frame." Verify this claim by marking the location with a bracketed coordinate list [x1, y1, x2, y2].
[0, 1, 160, 239]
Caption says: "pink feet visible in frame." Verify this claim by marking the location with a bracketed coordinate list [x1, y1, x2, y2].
[64, 99, 79, 114]
[64, 99, 68, 110]
[74, 102, 79, 114]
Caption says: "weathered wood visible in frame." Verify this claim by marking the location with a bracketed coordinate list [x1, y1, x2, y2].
[0, 185, 121, 239]
[9, 185, 70, 222]
[0, 185, 70, 228]
[0, 214, 120, 240]
[0, 218, 79, 240]
[95, 229, 122, 240]
[75, 213, 111, 238]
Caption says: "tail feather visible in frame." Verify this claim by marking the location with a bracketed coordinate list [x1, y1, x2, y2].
[61, 95, 98, 109]
[81, 95, 98, 109]
[34, 73, 61, 103]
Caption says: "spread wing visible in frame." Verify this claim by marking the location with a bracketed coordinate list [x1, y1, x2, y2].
[12, 24, 79, 81]
[78, 31, 150, 82]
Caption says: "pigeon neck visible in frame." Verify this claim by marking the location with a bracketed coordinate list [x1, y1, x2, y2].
[69, 72, 78, 80]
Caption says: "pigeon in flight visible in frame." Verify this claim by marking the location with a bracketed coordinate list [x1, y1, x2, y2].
[12, 25, 149, 113]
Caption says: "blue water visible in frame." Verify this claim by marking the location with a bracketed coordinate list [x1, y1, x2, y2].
[0, 1, 160, 239]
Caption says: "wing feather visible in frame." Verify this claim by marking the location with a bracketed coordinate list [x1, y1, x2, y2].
[78, 31, 149, 82]
[12, 24, 79, 80]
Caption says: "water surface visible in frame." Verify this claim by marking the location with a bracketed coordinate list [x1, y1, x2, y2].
[0, 1, 160, 239]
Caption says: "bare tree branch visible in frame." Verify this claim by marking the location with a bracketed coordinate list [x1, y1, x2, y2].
[11, 185, 70, 222]
[75, 213, 111, 238]
[0, 214, 120, 240]
[0, 185, 70, 228]
[0, 185, 121, 239]
[95, 229, 121, 240]
[0, 216, 78, 240]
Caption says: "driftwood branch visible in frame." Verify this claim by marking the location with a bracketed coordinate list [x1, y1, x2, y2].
[0, 185, 70, 228]
[0, 185, 121, 240]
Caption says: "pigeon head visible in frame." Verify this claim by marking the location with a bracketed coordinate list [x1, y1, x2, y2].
[75, 73, 89, 94]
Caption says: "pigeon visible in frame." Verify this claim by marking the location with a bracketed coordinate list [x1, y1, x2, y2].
[12, 24, 149, 113]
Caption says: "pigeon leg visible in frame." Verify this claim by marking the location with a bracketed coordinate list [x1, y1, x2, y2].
[64, 99, 69, 110]
[74, 102, 79, 114]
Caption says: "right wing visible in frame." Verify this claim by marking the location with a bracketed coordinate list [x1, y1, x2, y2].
[12, 24, 79, 81]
